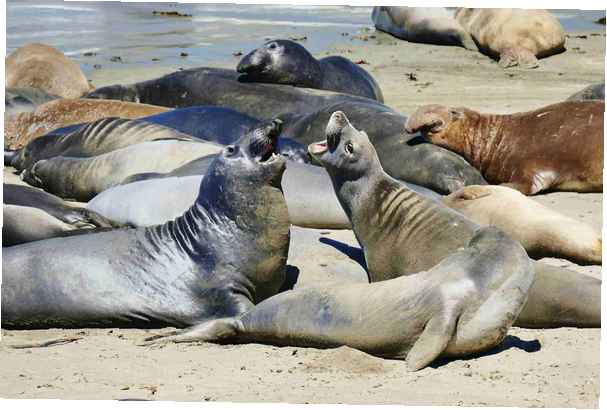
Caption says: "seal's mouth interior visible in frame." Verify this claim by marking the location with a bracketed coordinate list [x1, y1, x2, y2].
[250, 119, 282, 163]
[308, 140, 328, 156]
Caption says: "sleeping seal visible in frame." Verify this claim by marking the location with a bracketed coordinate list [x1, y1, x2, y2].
[308, 111, 600, 328]
[237, 39, 384, 102]
[2, 119, 290, 328]
[372, 6, 477, 50]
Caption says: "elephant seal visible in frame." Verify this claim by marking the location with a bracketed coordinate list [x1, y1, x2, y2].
[5, 87, 60, 116]
[454, 8, 566, 68]
[2, 119, 290, 329]
[237, 39, 384, 102]
[443, 185, 602, 265]
[372, 6, 477, 50]
[4, 98, 170, 150]
[566, 83, 605, 101]
[405, 101, 604, 195]
[21, 139, 223, 201]
[308, 111, 600, 328]
[86, 68, 485, 193]
[6, 117, 197, 172]
[5, 43, 92, 98]
[143, 226, 533, 372]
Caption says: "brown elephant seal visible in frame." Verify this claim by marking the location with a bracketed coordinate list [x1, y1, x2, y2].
[454, 8, 566, 68]
[4, 98, 170, 150]
[443, 185, 602, 265]
[372, 6, 477, 50]
[309, 111, 600, 328]
[21, 138, 223, 202]
[6, 117, 196, 172]
[5, 43, 92, 98]
[2, 119, 290, 329]
[143, 226, 533, 372]
[405, 101, 604, 195]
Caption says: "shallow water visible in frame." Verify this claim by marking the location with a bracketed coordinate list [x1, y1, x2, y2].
[6, 1, 606, 78]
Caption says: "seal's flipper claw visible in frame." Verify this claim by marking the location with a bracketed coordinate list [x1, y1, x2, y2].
[406, 313, 457, 371]
[447, 185, 492, 202]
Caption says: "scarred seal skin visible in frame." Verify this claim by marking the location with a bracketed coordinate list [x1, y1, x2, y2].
[309, 111, 600, 329]
[405, 101, 604, 195]
[1, 120, 290, 329]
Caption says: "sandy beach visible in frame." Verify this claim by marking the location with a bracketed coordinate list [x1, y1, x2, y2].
[1, 9, 605, 407]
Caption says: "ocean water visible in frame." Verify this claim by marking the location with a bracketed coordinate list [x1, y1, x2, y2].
[6, 1, 606, 78]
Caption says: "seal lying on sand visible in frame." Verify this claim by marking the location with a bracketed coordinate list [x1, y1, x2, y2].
[237, 39, 384, 102]
[372, 6, 477, 50]
[6, 117, 197, 172]
[143, 226, 533, 371]
[444, 185, 602, 265]
[4, 98, 170, 150]
[566, 83, 605, 101]
[309, 111, 600, 328]
[454, 8, 566, 68]
[2, 120, 290, 329]
[21, 138, 223, 201]
[405, 101, 604, 194]
[5, 43, 92, 98]
[5, 87, 60, 116]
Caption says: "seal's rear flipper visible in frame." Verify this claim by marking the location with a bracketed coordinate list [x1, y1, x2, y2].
[138, 318, 241, 346]
[498, 47, 539, 69]
[405, 313, 457, 371]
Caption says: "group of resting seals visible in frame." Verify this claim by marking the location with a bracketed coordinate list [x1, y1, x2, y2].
[373, 7, 566, 68]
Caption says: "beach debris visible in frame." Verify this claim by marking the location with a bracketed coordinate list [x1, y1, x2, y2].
[7, 336, 82, 349]
[110, 56, 123, 63]
[406, 72, 418, 81]
[232, 51, 243, 57]
[83, 51, 97, 57]
[180, 52, 189, 57]
[152, 10, 192, 17]
[341, 32, 349, 36]
[289, 35, 308, 42]
[354, 59, 369, 65]
[151, 57, 160, 61]
[93, 64, 102, 69]
[567, 34, 588, 39]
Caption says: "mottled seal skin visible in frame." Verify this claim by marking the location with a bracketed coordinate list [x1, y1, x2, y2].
[86, 67, 484, 193]
[21, 139, 223, 202]
[143, 226, 533, 372]
[2, 120, 290, 329]
[5, 43, 92, 98]
[309, 111, 600, 328]
[455, 8, 566, 68]
[372, 6, 477, 50]
[7, 117, 197, 172]
[279, 100, 487, 194]
[405, 101, 604, 195]
[5, 87, 60, 116]
[4, 98, 169, 150]
[237, 39, 384, 102]
[566, 83, 605, 101]
[443, 185, 602, 265]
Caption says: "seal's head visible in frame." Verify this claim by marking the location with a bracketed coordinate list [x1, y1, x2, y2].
[308, 111, 381, 182]
[404, 104, 466, 149]
[237, 40, 321, 88]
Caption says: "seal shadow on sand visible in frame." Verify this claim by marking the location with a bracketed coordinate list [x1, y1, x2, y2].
[319, 237, 369, 271]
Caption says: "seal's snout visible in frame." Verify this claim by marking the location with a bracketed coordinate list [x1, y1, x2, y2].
[325, 111, 350, 150]
[268, 118, 283, 138]
[405, 105, 449, 135]
[4, 149, 18, 167]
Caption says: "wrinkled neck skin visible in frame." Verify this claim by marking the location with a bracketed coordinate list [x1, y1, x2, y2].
[329, 162, 478, 279]
[145, 174, 290, 303]
[444, 110, 508, 178]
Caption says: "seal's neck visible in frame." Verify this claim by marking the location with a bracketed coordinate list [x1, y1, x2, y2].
[457, 111, 507, 175]
[296, 58, 323, 89]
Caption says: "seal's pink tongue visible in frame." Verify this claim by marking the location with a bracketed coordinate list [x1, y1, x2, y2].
[308, 140, 328, 156]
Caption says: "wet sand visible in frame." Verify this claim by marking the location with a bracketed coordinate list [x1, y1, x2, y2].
[1, 25, 604, 406]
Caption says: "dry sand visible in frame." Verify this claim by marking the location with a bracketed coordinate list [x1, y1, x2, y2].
[1, 27, 604, 406]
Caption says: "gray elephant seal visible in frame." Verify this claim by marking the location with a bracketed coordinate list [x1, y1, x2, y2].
[143, 226, 533, 371]
[443, 185, 602, 265]
[372, 6, 477, 50]
[5, 87, 60, 116]
[2, 120, 290, 329]
[454, 8, 566, 68]
[21, 139, 223, 202]
[237, 39, 384, 102]
[6, 117, 197, 171]
[566, 83, 605, 101]
[5, 43, 92, 98]
[308, 111, 600, 328]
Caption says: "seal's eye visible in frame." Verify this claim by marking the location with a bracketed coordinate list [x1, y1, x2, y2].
[268, 42, 277, 50]
[226, 145, 237, 156]
[345, 142, 354, 154]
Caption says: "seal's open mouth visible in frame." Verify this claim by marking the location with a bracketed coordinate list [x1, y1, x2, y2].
[252, 119, 282, 164]
[308, 140, 328, 156]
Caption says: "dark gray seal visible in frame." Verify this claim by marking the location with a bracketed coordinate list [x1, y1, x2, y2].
[2, 119, 290, 329]
[5, 87, 60, 116]
[237, 39, 384, 102]
[142, 226, 533, 372]
[566, 83, 605, 101]
[5, 117, 197, 172]
[307, 111, 600, 328]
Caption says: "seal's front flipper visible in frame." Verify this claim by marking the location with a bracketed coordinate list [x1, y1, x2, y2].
[445, 185, 492, 202]
[498, 47, 539, 69]
[405, 312, 457, 371]
[138, 318, 241, 347]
